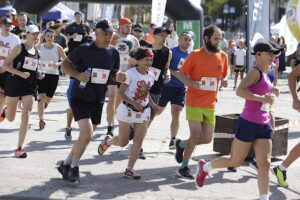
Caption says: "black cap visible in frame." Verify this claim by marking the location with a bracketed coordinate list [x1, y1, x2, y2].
[132, 23, 143, 31]
[74, 11, 83, 16]
[251, 39, 280, 55]
[1, 17, 12, 25]
[95, 20, 114, 33]
[153, 27, 171, 35]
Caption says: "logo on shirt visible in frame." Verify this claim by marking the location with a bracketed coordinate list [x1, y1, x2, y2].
[133, 80, 151, 102]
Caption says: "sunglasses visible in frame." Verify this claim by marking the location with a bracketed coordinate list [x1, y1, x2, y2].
[134, 29, 142, 33]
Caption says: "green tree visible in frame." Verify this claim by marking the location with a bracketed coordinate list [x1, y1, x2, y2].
[202, 0, 227, 19]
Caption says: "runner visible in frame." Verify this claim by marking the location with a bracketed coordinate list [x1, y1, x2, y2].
[195, 40, 280, 200]
[233, 39, 246, 90]
[156, 31, 191, 149]
[57, 20, 124, 183]
[0, 24, 40, 158]
[37, 29, 66, 130]
[98, 47, 157, 179]
[171, 25, 228, 179]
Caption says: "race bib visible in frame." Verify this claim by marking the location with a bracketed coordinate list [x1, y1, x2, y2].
[41, 61, 56, 71]
[0, 46, 9, 58]
[127, 110, 144, 123]
[199, 77, 218, 91]
[149, 67, 161, 81]
[260, 103, 270, 112]
[120, 54, 130, 65]
[23, 57, 38, 71]
[74, 34, 83, 42]
[91, 68, 110, 84]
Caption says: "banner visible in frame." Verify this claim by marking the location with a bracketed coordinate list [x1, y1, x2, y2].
[151, 0, 167, 27]
[176, 20, 200, 50]
[247, 0, 270, 69]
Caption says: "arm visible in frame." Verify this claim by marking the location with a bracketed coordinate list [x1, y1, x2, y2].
[288, 65, 300, 111]
[273, 64, 278, 87]
[61, 57, 89, 83]
[118, 82, 143, 111]
[170, 70, 200, 89]
[56, 45, 67, 66]
[164, 50, 172, 82]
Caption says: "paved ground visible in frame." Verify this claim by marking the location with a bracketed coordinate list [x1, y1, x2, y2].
[0, 71, 300, 200]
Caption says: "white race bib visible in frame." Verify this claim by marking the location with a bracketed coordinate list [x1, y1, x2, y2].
[0, 46, 9, 58]
[177, 58, 185, 70]
[149, 67, 161, 81]
[91, 68, 110, 84]
[23, 57, 38, 71]
[199, 77, 218, 91]
[260, 103, 270, 112]
[127, 110, 144, 123]
[74, 34, 83, 42]
[120, 54, 130, 65]
[41, 61, 56, 71]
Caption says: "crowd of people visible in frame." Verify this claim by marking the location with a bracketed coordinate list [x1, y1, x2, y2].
[0, 7, 300, 200]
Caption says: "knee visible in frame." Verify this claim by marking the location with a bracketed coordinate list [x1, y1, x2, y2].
[201, 136, 212, 144]
[257, 160, 271, 172]
[81, 134, 92, 144]
[6, 115, 14, 122]
[119, 140, 129, 147]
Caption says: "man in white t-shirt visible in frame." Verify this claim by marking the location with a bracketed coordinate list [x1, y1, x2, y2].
[0, 17, 21, 114]
[233, 39, 246, 90]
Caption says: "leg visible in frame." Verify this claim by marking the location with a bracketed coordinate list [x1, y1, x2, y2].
[234, 72, 238, 89]
[106, 85, 118, 135]
[18, 95, 33, 149]
[282, 142, 300, 169]
[4, 96, 19, 122]
[37, 93, 46, 121]
[170, 104, 183, 139]
[240, 72, 244, 80]
[0, 88, 5, 113]
[66, 108, 73, 128]
[107, 120, 130, 147]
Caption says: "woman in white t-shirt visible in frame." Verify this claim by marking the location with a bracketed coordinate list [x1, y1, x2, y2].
[98, 47, 158, 179]
[233, 40, 246, 90]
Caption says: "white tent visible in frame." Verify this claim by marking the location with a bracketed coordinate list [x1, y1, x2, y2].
[42, 2, 74, 21]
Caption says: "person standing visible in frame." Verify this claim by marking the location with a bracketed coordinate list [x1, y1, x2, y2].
[57, 20, 125, 183]
[233, 39, 246, 90]
[172, 25, 228, 179]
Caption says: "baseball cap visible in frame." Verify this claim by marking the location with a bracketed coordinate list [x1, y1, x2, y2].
[132, 23, 143, 31]
[26, 24, 40, 33]
[251, 39, 280, 55]
[119, 18, 132, 25]
[9, 8, 16, 15]
[74, 11, 83, 17]
[153, 27, 171, 35]
[95, 20, 114, 33]
[130, 47, 154, 60]
[1, 17, 12, 25]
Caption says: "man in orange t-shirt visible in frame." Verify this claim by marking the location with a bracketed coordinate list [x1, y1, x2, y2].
[171, 25, 228, 179]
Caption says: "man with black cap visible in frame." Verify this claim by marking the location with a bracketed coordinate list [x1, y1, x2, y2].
[57, 19, 126, 183]
[132, 23, 150, 47]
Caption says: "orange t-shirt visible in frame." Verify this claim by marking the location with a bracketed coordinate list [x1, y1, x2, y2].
[144, 33, 155, 44]
[180, 48, 228, 108]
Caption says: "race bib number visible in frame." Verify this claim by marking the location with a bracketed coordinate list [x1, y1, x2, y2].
[149, 67, 161, 81]
[23, 57, 38, 71]
[91, 68, 110, 84]
[41, 61, 56, 71]
[120, 54, 130, 65]
[0, 46, 9, 58]
[74, 34, 83, 42]
[199, 77, 218, 91]
[127, 110, 143, 123]
[177, 58, 185, 70]
[260, 103, 270, 112]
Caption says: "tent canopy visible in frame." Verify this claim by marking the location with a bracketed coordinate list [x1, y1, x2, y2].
[0, 5, 13, 17]
[42, 2, 74, 21]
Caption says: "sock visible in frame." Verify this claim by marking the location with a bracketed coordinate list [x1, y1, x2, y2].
[259, 194, 269, 200]
[64, 155, 72, 165]
[107, 126, 113, 132]
[279, 164, 287, 171]
[71, 158, 79, 167]
[180, 160, 189, 169]
[179, 140, 185, 149]
[203, 162, 212, 173]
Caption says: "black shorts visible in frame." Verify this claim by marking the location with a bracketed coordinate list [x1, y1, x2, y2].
[0, 72, 9, 91]
[234, 65, 246, 73]
[38, 74, 59, 98]
[158, 86, 186, 107]
[150, 93, 161, 119]
[5, 75, 37, 98]
[71, 98, 104, 125]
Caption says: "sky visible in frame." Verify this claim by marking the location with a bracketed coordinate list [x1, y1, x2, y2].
[189, 0, 201, 9]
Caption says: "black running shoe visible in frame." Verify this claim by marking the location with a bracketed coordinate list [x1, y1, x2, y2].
[65, 128, 72, 141]
[57, 161, 71, 180]
[169, 138, 176, 150]
[106, 126, 114, 137]
[139, 148, 146, 160]
[227, 167, 237, 172]
[67, 167, 80, 183]
[175, 139, 184, 163]
[178, 167, 194, 179]
[123, 168, 141, 180]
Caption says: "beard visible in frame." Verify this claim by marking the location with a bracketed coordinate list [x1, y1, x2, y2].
[205, 40, 220, 53]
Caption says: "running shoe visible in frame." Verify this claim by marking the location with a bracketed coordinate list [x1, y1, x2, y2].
[178, 167, 194, 179]
[98, 136, 111, 155]
[195, 159, 209, 187]
[15, 148, 27, 158]
[39, 120, 46, 130]
[169, 138, 176, 150]
[0, 107, 6, 123]
[249, 159, 258, 171]
[65, 127, 72, 141]
[57, 161, 70, 180]
[106, 126, 114, 137]
[123, 168, 141, 180]
[67, 167, 80, 183]
[175, 139, 184, 163]
[227, 167, 237, 172]
[272, 166, 288, 188]
[139, 148, 146, 160]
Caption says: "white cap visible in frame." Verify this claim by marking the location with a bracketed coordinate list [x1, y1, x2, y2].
[26, 25, 40, 33]
[9, 8, 16, 15]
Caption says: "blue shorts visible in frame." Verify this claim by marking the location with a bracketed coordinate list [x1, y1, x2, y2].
[235, 117, 273, 142]
[67, 79, 75, 107]
[158, 86, 186, 107]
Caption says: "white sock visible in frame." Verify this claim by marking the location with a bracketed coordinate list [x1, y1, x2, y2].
[260, 194, 269, 200]
[203, 162, 212, 173]
[279, 164, 287, 171]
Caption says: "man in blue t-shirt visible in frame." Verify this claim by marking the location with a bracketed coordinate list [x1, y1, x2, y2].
[156, 31, 192, 149]
[57, 20, 126, 183]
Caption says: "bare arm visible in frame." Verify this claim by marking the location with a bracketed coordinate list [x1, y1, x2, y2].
[61, 57, 89, 83]
[56, 46, 67, 66]
[170, 70, 200, 89]
[288, 65, 300, 111]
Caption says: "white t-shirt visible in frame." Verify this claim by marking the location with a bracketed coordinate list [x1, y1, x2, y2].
[0, 32, 21, 67]
[39, 43, 60, 75]
[234, 48, 246, 66]
[124, 67, 155, 107]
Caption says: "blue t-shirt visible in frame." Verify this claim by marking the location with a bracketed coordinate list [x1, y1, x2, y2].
[164, 46, 188, 88]
[69, 42, 120, 103]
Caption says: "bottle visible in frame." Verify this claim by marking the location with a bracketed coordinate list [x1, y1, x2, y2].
[79, 67, 91, 89]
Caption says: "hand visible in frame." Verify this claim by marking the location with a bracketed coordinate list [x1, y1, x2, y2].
[116, 72, 127, 82]
[151, 103, 159, 113]
[221, 78, 228, 88]
[272, 87, 280, 97]
[292, 99, 300, 111]
[191, 81, 201, 89]
[0, 68, 5, 74]
[72, 33, 77, 39]
[37, 72, 45, 80]
[76, 72, 90, 83]
[132, 101, 143, 112]
[262, 94, 275, 104]
[21, 72, 30, 79]
[164, 73, 171, 83]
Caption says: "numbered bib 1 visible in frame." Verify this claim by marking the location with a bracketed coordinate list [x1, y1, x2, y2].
[120, 54, 130, 65]
[23, 57, 38, 71]
[91, 68, 110, 84]
[127, 110, 144, 123]
[0, 46, 9, 58]
[199, 77, 218, 91]
[74, 34, 83, 42]
[149, 67, 161, 81]
[41, 61, 56, 71]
